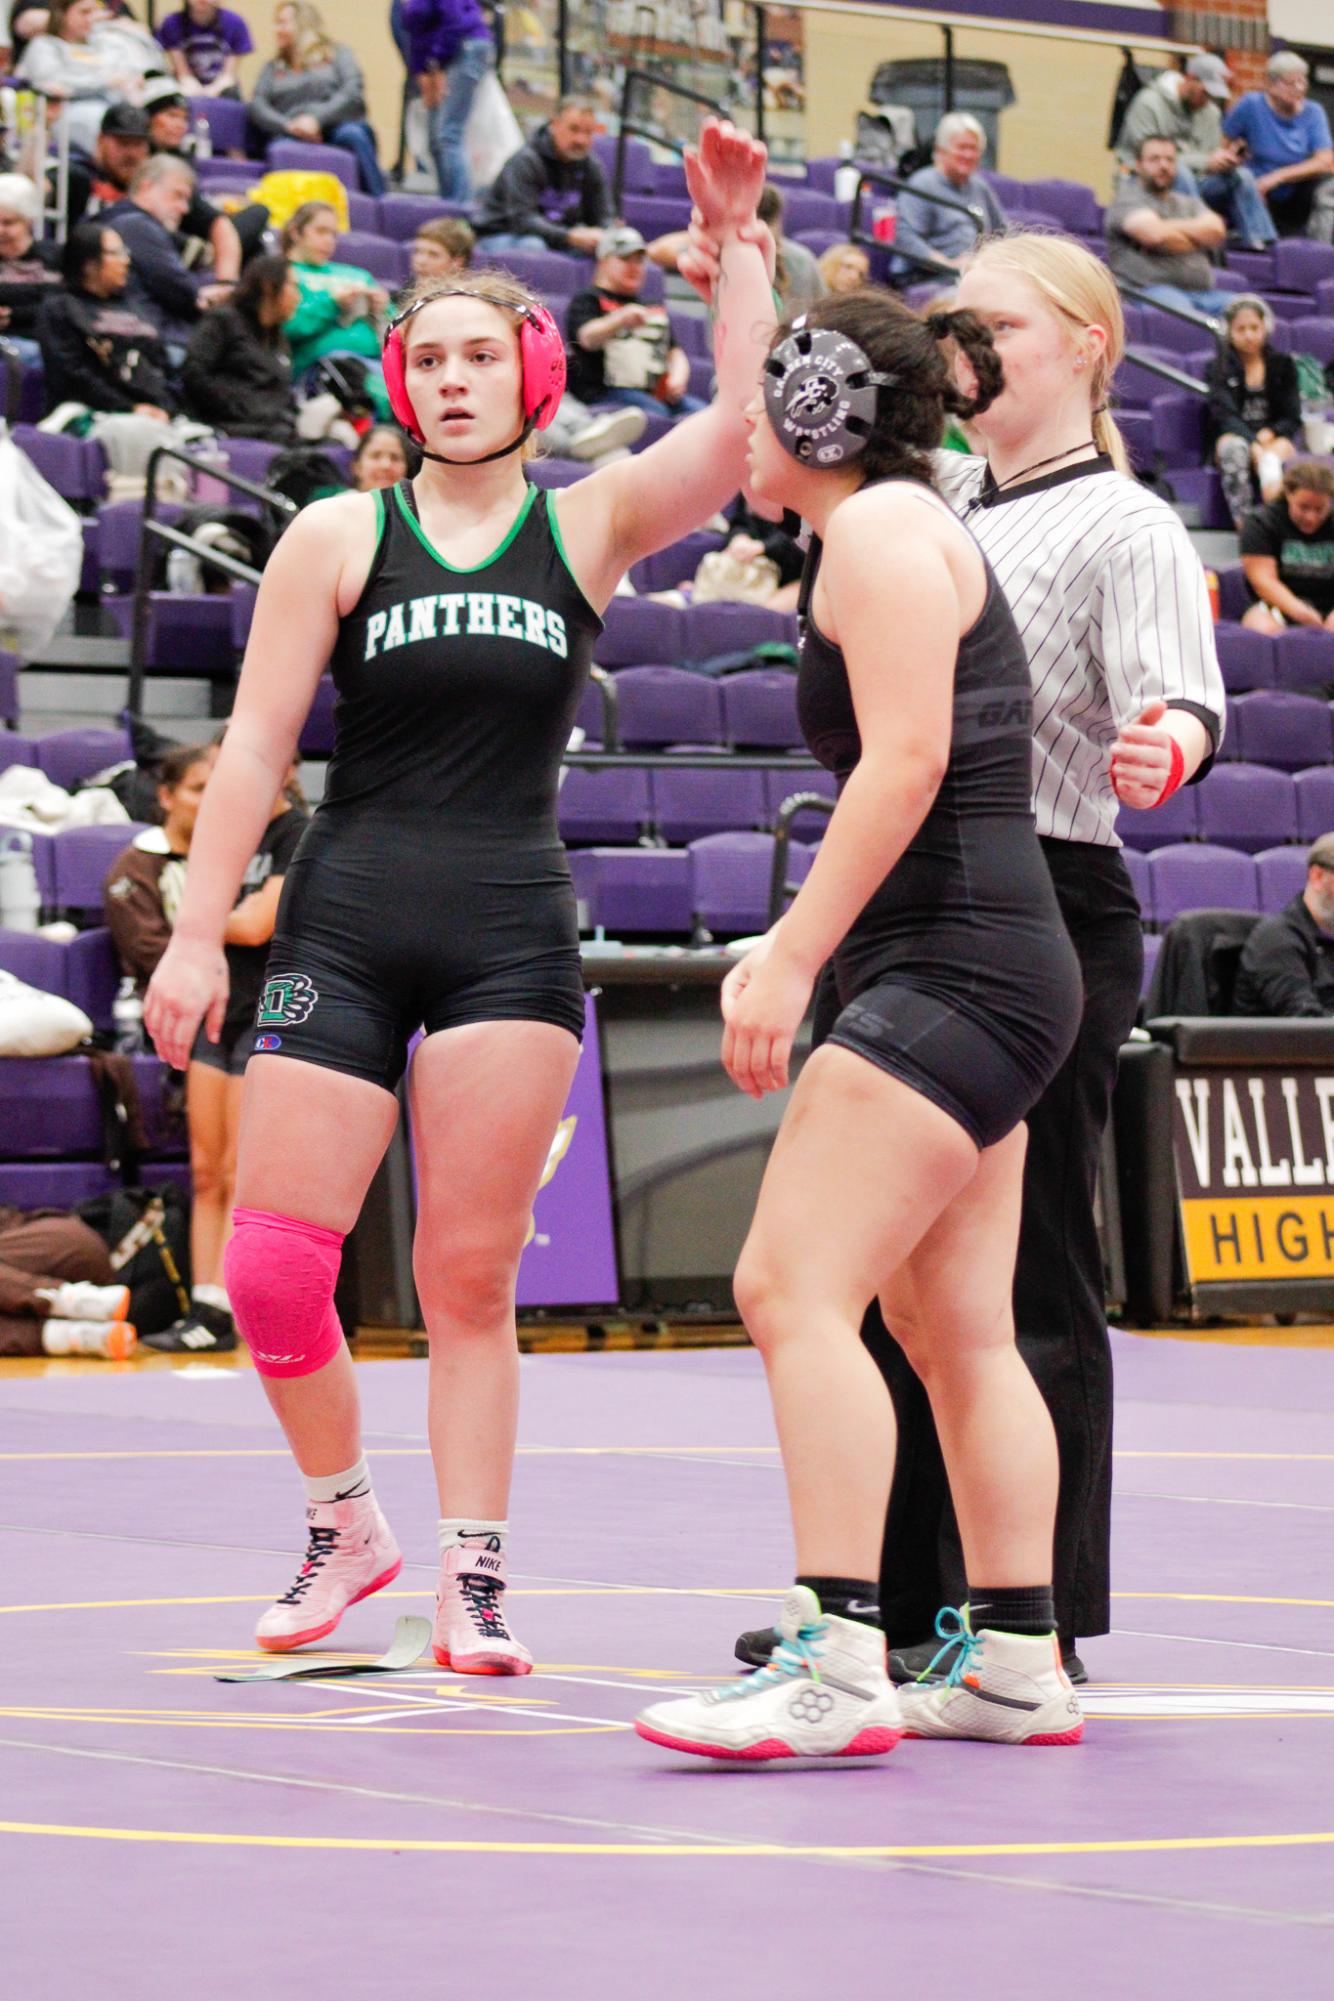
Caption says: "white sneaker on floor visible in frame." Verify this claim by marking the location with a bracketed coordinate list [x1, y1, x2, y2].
[635, 1586, 903, 1762]
[433, 1538, 532, 1675]
[41, 1317, 136, 1360]
[897, 1609, 1084, 1745]
[255, 1496, 402, 1652]
[43, 1281, 131, 1322]
[565, 406, 648, 460]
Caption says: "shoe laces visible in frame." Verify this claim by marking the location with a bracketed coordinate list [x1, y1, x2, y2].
[457, 1572, 513, 1641]
[918, 1604, 984, 1686]
[714, 1613, 828, 1702]
[278, 1525, 340, 1604]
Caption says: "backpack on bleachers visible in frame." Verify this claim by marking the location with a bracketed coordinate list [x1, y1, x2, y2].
[152, 505, 277, 594]
[267, 443, 351, 511]
[76, 1183, 193, 1335]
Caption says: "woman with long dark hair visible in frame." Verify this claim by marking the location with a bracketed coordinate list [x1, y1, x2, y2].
[182, 254, 300, 441]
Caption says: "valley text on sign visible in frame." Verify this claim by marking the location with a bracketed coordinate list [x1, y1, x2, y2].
[1173, 1069, 1334, 1282]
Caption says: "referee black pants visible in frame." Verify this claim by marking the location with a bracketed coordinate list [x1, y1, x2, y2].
[856, 839, 1144, 1645]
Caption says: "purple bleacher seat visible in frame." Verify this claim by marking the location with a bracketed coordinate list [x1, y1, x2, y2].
[1259, 290, 1314, 323]
[104, 593, 235, 674]
[378, 193, 471, 240]
[34, 726, 130, 791]
[1220, 696, 1243, 759]
[570, 679, 604, 746]
[346, 191, 381, 232]
[96, 499, 176, 593]
[781, 189, 843, 235]
[1286, 316, 1334, 370]
[763, 764, 836, 836]
[651, 766, 768, 842]
[16, 354, 43, 424]
[231, 581, 256, 654]
[194, 160, 261, 191]
[720, 670, 801, 750]
[794, 229, 843, 261]
[0, 1162, 124, 1207]
[1139, 929, 1161, 997]
[1232, 690, 1334, 770]
[1116, 783, 1199, 849]
[14, 426, 105, 505]
[336, 231, 408, 284]
[629, 530, 724, 594]
[573, 847, 692, 935]
[595, 597, 685, 668]
[131, 1052, 188, 1156]
[1266, 317, 1296, 353]
[526, 457, 589, 488]
[646, 159, 687, 198]
[217, 438, 282, 488]
[683, 601, 798, 662]
[1295, 765, 1334, 842]
[476, 246, 588, 296]
[196, 96, 250, 153]
[1120, 843, 1152, 920]
[0, 1055, 107, 1156]
[688, 831, 782, 935]
[622, 193, 693, 239]
[300, 674, 337, 757]
[1217, 565, 1250, 622]
[1137, 307, 1218, 357]
[1023, 179, 1102, 235]
[1272, 626, 1334, 692]
[1112, 348, 1181, 410]
[80, 516, 100, 595]
[64, 926, 118, 1032]
[1197, 762, 1297, 853]
[557, 765, 651, 844]
[267, 138, 362, 191]
[0, 929, 64, 996]
[1147, 843, 1258, 924]
[1226, 249, 1275, 290]
[804, 158, 840, 195]
[1162, 465, 1231, 529]
[592, 133, 655, 195]
[1214, 623, 1275, 694]
[1273, 240, 1334, 296]
[687, 357, 714, 402]
[675, 314, 713, 358]
[611, 665, 723, 747]
[1254, 844, 1310, 914]
[52, 821, 150, 922]
[0, 651, 18, 728]
[1317, 278, 1334, 320]
[0, 732, 36, 774]
[1116, 409, 1155, 470]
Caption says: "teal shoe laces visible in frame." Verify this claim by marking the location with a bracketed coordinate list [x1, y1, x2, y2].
[918, 1604, 984, 1686]
[714, 1614, 828, 1702]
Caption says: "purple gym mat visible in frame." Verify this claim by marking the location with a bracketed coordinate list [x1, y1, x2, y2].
[2, 1330, 1332, 1994]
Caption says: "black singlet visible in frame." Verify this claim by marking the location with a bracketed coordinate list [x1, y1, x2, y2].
[256, 479, 601, 1089]
[796, 483, 1081, 1148]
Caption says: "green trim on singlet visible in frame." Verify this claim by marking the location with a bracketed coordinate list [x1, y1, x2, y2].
[371, 486, 385, 549]
[543, 487, 579, 587]
[392, 480, 537, 574]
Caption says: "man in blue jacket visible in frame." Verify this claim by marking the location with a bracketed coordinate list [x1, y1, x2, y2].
[399, 0, 496, 203]
[102, 154, 230, 359]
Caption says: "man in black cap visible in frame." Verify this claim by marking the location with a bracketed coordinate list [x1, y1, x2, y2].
[1117, 52, 1275, 250]
[61, 102, 151, 230]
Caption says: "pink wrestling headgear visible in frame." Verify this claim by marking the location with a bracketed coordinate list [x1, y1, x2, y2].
[382, 287, 566, 465]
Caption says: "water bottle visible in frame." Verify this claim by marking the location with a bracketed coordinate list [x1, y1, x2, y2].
[0, 830, 41, 933]
[193, 113, 213, 161]
[833, 140, 859, 207]
[112, 976, 145, 1053]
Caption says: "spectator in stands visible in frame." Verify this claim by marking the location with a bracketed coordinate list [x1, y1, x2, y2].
[473, 93, 611, 255]
[0, 171, 62, 365]
[280, 197, 391, 415]
[1206, 293, 1300, 527]
[817, 240, 869, 294]
[409, 214, 474, 283]
[76, 100, 150, 222]
[0, 1202, 133, 1361]
[757, 181, 822, 311]
[1117, 52, 1275, 252]
[1223, 51, 1334, 244]
[103, 152, 229, 352]
[1239, 457, 1334, 633]
[350, 422, 410, 488]
[1105, 134, 1231, 317]
[1233, 836, 1334, 1017]
[37, 216, 179, 416]
[182, 253, 298, 441]
[16, 0, 163, 159]
[141, 76, 267, 267]
[399, 0, 495, 205]
[155, 0, 252, 100]
[566, 224, 704, 424]
[250, 2, 386, 199]
[891, 112, 1006, 281]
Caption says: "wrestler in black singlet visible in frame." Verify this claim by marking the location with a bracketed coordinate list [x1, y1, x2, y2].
[255, 479, 600, 1089]
[798, 486, 1081, 1148]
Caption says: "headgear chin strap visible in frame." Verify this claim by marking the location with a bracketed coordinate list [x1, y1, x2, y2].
[382, 289, 567, 466]
[763, 320, 897, 467]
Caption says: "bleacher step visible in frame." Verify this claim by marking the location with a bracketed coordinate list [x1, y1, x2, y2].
[19, 670, 212, 722]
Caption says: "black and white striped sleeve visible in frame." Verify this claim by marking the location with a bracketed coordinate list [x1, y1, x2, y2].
[1091, 513, 1226, 754]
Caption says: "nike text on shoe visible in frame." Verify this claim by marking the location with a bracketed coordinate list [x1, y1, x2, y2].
[637, 1585, 903, 1762]
[433, 1538, 532, 1675]
[40, 1318, 136, 1361]
[896, 1607, 1084, 1745]
[254, 1496, 402, 1652]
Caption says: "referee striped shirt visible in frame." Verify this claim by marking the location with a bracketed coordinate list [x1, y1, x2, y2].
[934, 452, 1226, 847]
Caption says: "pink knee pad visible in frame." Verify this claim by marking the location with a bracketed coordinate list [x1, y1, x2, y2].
[224, 1207, 346, 1379]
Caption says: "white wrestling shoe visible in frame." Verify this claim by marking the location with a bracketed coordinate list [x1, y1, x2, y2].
[635, 1585, 903, 1762]
[897, 1608, 1084, 1745]
[39, 1281, 131, 1322]
[433, 1538, 532, 1675]
[40, 1317, 136, 1360]
[255, 1496, 402, 1652]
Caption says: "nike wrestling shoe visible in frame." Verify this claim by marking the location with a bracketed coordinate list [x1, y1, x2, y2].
[636, 1585, 903, 1762]
[255, 1495, 403, 1651]
[433, 1538, 533, 1675]
[896, 1607, 1084, 1745]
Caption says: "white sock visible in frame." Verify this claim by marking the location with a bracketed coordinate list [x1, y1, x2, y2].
[1257, 450, 1282, 492]
[192, 1282, 230, 1313]
[303, 1456, 372, 1505]
[438, 1517, 507, 1556]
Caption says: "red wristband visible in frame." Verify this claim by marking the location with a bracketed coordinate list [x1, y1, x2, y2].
[1154, 736, 1185, 807]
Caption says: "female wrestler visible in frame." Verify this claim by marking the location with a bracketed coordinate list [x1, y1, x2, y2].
[143, 120, 772, 1671]
[636, 291, 1086, 1761]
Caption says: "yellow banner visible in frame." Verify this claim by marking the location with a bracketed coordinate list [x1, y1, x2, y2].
[1181, 1196, 1334, 1283]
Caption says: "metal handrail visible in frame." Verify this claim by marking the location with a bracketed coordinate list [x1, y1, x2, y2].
[613, 65, 728, 207]
[127, 444, 297, 718]
[849, 164, 989, 279]
[1118, 283, 1222, 338]
[1119, 347, 1209, 397]
[767, 789, 834, 927]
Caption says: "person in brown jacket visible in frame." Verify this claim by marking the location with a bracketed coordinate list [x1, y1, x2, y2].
[0, 1206, 132, 1360]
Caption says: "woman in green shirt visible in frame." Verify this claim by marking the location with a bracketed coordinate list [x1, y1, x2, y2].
[280, 200, 391, 415]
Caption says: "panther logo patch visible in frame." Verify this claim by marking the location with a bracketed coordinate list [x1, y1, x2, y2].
[256, 974, 318, 1027]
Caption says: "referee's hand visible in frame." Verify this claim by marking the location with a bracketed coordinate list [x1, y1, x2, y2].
[1110, 699, 1178, 811]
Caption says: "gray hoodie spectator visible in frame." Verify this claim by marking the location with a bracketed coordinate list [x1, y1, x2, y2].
[474, 98, 612, 253]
